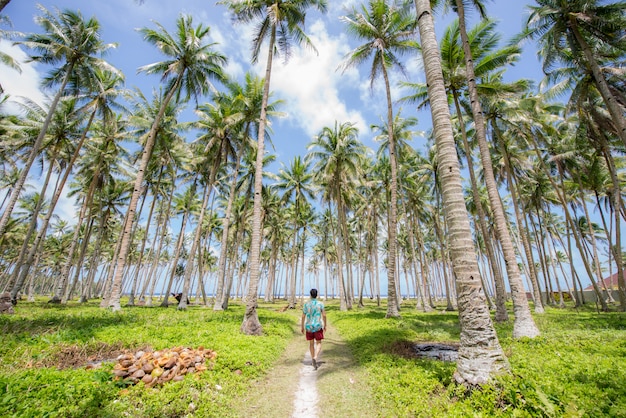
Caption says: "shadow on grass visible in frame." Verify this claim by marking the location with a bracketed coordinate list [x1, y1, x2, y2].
[0, 310, 134, 342]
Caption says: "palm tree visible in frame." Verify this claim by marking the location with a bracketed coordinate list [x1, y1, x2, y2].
[212, 74, 283, 311]
[341, 0, 417, 318]
[105, 15, 226, 310]
[308, 121, 367, 310]
[0, 5, 118, 242]
[276, 156, 315, 308]
[220, 0, 328, 335]
[452, 0, 541, 337]
[413, 0, 509, 385]
[523, 0, 626, 147]
[46, 68, 127, 303]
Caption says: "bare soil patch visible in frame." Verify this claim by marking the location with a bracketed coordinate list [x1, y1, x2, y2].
[37, 342, 151, 370]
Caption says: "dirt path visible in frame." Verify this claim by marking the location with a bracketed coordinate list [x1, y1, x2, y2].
[234, 320, 377, 417]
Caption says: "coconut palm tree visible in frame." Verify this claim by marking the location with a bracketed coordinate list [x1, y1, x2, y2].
[220, 0, 328, 335]
[452, 0, 541, 337]
[212, 74, 283, 311]
[413, 0, 509, 385]
[276, 156, 315, 308]
[308, 121, 367, 310]
[340, 0, 417, 318]
[0, 5, 119, 243]
[523, 0, 626, 147]
[44, 68, 127, 303]
[106, 14, 226, 310]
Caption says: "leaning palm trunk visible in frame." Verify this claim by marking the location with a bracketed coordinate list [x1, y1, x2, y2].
[240, 20, 278, 334]
[593, 131, 626, 310]
[0, 66, 73, 240]
[179, 181, 210, 309]
[107, 76, 182, 310]
[6, 155, 55, 299]
[214, 147, 244, 310]
[494, 127, 545, 313]
[452, 93, 508, 321]
[455, 0, 540, 338]
[11, 117, 93, 303]
[414, 0, 509, 385]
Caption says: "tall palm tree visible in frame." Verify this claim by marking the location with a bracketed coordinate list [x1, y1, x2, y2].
[45, 68, 127, 303]
[105, 15, 226, 310]
[308, 121, 367, 310]
[523, 0, 626, 147]
[0, 6, 118, 242]
[452, 0, 541, 337]
[413, 0, 509, 385]
[276, 156, 315, 308]
[341, 0, 417, 318]
[212, 74, 283, 311]
[220, 0, 328, 335]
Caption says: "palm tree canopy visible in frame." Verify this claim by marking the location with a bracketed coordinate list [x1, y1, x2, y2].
[218, 0, 328, 64]
[522, 0, 626, 74]
[137, 14, 228, 104]
[17, 5, 120, 90]
[340, 0, 418, 88]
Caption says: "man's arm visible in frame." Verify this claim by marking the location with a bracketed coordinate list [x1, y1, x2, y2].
[301, 313, 305, 334]
[322, 309, 327, 331]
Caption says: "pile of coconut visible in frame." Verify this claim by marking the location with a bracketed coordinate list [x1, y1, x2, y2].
[112, 346, 217, 387]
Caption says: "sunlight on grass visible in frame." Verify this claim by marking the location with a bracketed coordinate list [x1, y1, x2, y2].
[328, 300, 626, 417]
[0, 299, 296, 418]
[1, 298, 625, 417]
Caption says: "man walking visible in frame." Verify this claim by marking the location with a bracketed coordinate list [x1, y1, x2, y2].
[301, 288, 327, 370]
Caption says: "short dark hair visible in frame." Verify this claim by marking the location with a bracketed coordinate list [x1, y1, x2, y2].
[310, 288, 318, 298]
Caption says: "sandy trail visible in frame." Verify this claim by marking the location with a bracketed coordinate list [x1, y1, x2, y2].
[291, 351, 319, 418]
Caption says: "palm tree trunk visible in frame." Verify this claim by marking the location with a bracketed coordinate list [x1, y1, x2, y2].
[179, 180, 210, 309]
[455, 0, 539, 338]
[493, 125, 545, 313]
[107, 75, 182, 311]
[241, 24, 278, 335]
[415, 0, 509, 385]
[214, 148, 244, 310]
[381, 63, 400, 318]
[0, 65, 74, 240]
[160, 209, 190, 307]
[452, 93, 508, 321]
[0, 0, 11, 12]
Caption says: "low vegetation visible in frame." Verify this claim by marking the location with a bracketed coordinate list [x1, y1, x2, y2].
[0, 300, 294, 417]
[1, 298, 625, 417]
[329, 301, 626, 417]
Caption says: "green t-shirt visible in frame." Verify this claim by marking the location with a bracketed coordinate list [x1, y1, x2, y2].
[303, 298, 324, 332]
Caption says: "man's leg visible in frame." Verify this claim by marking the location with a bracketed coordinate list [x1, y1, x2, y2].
[314, 339, 322, 362]
[309, 339, 316, 367]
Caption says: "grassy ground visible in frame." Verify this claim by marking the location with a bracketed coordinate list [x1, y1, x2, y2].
[329, 300, 626, 417]
[1, 297, 624, 417]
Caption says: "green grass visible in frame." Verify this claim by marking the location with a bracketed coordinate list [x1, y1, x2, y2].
[0, 299, 295, 418]
[328, 302, 626, 417]
[2, 298, 625, 417]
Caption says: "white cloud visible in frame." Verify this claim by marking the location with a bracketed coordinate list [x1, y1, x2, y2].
[266, 19, 367, 139]
[0, 40, 46, 114]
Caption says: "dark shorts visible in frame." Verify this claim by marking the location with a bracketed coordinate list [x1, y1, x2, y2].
[306, 329, 324, 341]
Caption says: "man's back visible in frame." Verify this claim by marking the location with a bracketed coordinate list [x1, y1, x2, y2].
[303, 299, 324, 332]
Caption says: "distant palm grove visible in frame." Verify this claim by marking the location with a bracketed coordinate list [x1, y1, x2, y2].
[0, 0, 624, 384]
